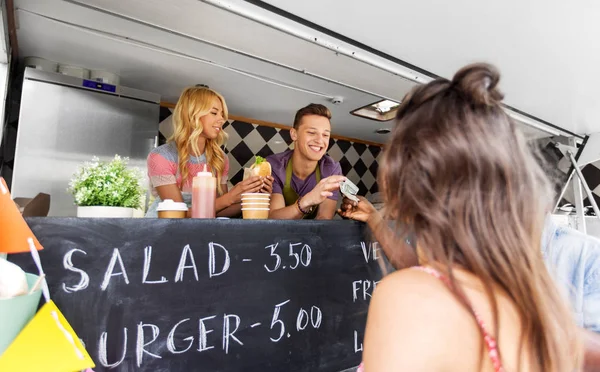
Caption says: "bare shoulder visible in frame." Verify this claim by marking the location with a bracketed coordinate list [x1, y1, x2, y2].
[371, 268, 464, 321]
[363, 268, 479, 370]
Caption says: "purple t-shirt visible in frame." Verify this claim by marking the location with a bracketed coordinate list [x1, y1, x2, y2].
[266, 149, 342, 201]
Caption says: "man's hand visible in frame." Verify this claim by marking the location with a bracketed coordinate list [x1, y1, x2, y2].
[299, 175, 346, 210]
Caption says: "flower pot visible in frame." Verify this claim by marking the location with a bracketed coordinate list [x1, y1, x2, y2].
[76, 206, 134, 218]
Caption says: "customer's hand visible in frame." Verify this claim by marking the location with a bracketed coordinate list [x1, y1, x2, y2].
[260, 176, 274, 194]
[300, 175, 346, 210]
[338, 196, 377, 223]
[226, 176, 263, 204]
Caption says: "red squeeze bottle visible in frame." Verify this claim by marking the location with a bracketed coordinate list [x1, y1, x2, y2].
[191, 165, 216, 218]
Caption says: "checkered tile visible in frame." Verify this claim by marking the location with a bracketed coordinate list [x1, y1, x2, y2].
[223, 120, 382, 197]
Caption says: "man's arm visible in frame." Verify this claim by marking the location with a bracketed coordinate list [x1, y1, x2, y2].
[269, 175, 346, 220]
[316, 199, 337, 220]
[268, 193, 305, 220]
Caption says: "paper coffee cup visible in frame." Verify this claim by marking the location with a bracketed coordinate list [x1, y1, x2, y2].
[242, 208, 269, 220]
[241, 202, 270, 207]
[241, 193, 269, 198]
[157, 199, 188, 219]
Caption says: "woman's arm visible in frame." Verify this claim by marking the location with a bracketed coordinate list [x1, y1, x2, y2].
[216, 184, 240, 217]
[216, 176, 265, 216]
[155, 184, 184, 203]
[338, 197, 418, 270]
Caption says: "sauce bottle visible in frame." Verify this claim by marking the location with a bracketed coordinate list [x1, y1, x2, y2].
[191, 165, 216, 218]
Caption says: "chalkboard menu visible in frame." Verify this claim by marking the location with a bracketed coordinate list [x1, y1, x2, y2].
[11, 218, 391, 372]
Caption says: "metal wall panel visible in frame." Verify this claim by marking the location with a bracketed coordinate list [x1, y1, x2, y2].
[11, 73, 158, 216]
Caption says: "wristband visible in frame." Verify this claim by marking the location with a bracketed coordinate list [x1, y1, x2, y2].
[296, 196, 313, 215]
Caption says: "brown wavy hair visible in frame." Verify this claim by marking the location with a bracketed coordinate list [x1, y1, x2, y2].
[293, 103, 332, 128]
[381, 63, 581, 371]
[169, 87, 228, 195]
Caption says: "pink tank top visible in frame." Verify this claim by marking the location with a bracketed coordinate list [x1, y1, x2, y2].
[357, 266, 505, 372]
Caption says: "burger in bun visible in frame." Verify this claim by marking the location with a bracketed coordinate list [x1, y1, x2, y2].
[250, 156, 271, 177]
[244, 156, 272, 180]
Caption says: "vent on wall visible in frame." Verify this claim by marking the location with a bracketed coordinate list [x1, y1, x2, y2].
[351, 99, 400, 122]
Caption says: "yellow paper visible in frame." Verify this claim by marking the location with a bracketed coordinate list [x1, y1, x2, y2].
[0, 300, 95, 372]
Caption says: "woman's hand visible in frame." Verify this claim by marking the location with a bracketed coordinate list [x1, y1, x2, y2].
[226, 176, 263, 205]
[299, 175, 346, 210]
[338, 195, 377, 223]
[260, 176, 274, 194]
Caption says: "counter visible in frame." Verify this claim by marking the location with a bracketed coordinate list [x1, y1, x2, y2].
[10, 218, 390, 372]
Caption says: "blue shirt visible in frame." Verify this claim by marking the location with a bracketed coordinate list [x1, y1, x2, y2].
[542, 219, 600, 332]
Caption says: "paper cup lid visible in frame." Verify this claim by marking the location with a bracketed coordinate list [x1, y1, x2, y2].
[241, 193, 269, 197]
[157, 199, 188, 212]
[242, 208, 270, 211]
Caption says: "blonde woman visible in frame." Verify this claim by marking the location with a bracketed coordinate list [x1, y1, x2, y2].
[146, 87, 271, 217]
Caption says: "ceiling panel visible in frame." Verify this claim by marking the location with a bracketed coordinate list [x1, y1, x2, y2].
[14, 5, 395, 143]
[14, 0, 553, 142]
[262, 0, 600, 135]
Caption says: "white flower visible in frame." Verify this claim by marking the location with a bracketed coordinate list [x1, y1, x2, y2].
[68, 155, 144, 208]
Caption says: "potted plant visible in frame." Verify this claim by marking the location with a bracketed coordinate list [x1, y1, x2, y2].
[68, 155, 144, 218]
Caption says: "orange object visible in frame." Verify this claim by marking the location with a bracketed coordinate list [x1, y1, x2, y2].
[0, 178, 43, 254]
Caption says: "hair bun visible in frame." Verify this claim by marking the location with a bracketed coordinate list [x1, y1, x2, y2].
[452, 63, 504, 106]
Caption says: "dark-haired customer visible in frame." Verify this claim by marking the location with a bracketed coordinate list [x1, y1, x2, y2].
[266, 104, 346, 220]
[340, 63, 582, 372]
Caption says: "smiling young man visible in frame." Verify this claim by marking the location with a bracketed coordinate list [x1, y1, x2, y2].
[266, 104, 346, 220]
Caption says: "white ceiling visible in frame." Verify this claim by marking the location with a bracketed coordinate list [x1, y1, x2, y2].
[12, 0, 567, 143]
[264, 0, 600, 137]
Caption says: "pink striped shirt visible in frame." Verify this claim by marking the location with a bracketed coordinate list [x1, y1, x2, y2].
[147, 142, 229, 196]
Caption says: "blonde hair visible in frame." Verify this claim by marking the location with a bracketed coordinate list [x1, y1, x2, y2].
[169, 87, 229, 195]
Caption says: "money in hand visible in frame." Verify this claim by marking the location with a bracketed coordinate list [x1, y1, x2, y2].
[340, 179, 359, 202]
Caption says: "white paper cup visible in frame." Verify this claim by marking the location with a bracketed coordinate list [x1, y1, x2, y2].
[242, 199, 270, 204]
[242, 192, 271, 199]
[241, 202, 270, 207]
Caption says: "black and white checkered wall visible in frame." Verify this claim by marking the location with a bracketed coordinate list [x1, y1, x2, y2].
[222, 120, 382, 198]
[157, 108, 382, 198]
[160, 109, 600, 213]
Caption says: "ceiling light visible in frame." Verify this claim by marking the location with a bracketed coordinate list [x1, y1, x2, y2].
[351, 99, 400, 122]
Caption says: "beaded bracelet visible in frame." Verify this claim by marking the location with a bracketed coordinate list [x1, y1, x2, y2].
[296, 196, 312, 215]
